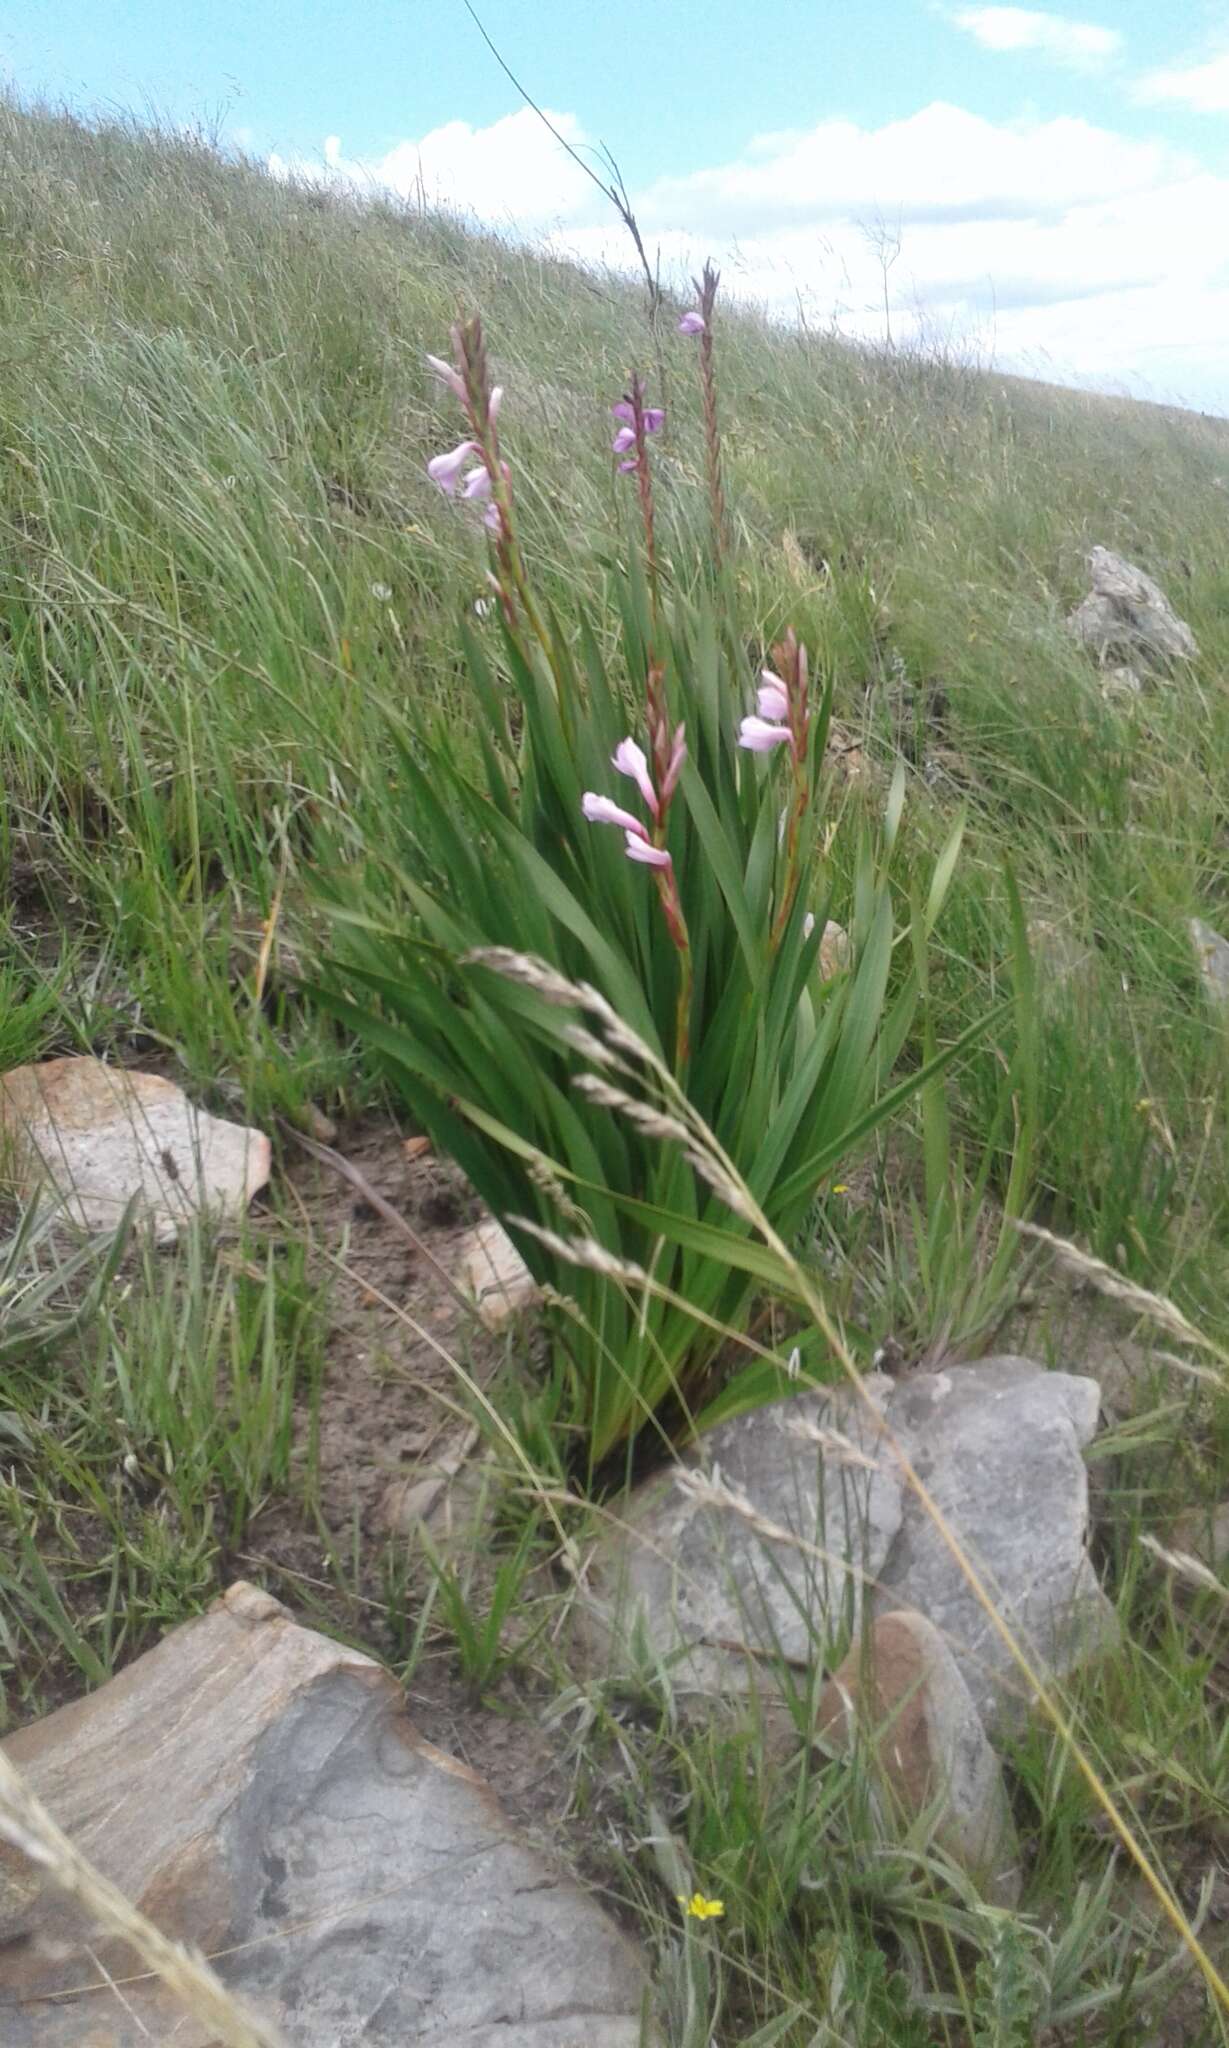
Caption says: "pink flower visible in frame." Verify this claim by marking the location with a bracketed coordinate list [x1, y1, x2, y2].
[462, 465, 492, 500]
[678, 311, 706, 336]
[581, 793, 649, 837]
[482, 501, 504, 535]
[661, 723, 687, 803]
[738, 715, 792, 751]
[642, 408, 665, 434]
[624, 837, 671, 868]
[426, 353, 466, 401]
[757, 671, 790, 721]
[612, 737, 659, 816]
[427, 439, 478, 494]
[612, 425, 636, 455]
[489, 385, 504, 421]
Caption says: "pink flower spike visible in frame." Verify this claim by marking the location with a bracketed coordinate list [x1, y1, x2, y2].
[426, 353, 466, 401]
[462, 465, 492, 500]
[757, 678, 790, 721]
[427, 439, 478, 494]
[581, 792, 648, 836]
[611, 401, 635, 424]
[624, 834, 671, 868]
[489, 385, 504, 421]
[612, 737, 658, 815]
[678, 311, 706, 335]
[642, 408, 665, 434]
[738, 715, 792, 751]
[612, 426, 636, 455]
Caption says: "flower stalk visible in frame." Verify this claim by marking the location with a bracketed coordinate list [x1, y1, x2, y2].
[679, 261, 729, 568]
[738, 628, 812, 945]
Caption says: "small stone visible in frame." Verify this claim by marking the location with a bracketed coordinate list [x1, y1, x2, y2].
[1190, 918, 1229, 1014]
[817, 1609, 1021, 1906]
[300, 1104, 338, 1145]
[0, 1583, 649, 2046]
[0, 1058, 271, 1244]
[1066, 545, 1197, 671]
[459, 1216, 541, 1330]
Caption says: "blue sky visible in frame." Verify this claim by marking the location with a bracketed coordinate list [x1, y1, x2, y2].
[7, 3, 1229, 409]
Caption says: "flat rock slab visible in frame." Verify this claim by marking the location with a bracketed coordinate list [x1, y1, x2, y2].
[0, 1584, 648, 2047]
[0, 1058, 271, 1242]
[458, 1216, 542, 1330]
[581, 1358, 1117, 1736]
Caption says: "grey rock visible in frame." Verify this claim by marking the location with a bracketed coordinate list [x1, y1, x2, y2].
[578, 1377, 902, 1700]
[875, 1360, 1117, 1733]
[1067, 545, 1197, 671]
[1190, 918, 1229, 1014]
[817, 1608, 1021, 1906]
[583, 1358, 1116, 1738]
[0, 1583, 648, 2047]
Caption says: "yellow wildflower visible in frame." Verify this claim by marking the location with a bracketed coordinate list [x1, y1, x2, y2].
[678, 1891, 725, 1921]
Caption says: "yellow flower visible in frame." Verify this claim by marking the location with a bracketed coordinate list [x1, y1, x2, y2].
[678, 1891, 725, 1921]
[832, 1183, 850, 1195]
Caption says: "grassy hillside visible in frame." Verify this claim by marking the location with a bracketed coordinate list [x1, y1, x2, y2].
[3, 94, 1229, 2043]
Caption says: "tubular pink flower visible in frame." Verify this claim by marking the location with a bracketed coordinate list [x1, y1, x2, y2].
[427, 439, 479, 493]
[661, 723, 687, 802]
[618, 457, 638, 473]
[624, 835, 671, 868]
[738, 715, 792, 751]
[612, 426, 636, 455]
[489, 385, 504, 420]
[426, 353, 466, 401]
[642, 408, 665, 434]
[482, 501, 505, 535]
[462, 465, 493, 500]
[678, 311, 706, 335]
[611, 401, 635, 424]
[612, 737, 659, 816]
[581, 792, 649, 836]
[757, 672, 790, 721]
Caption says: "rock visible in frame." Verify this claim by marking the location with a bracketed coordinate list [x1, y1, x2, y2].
[578, 1376, 904, 1699]
[1066, 545, 1197, 671]
[299, 1104, 339, 1146]
[875, 1360, 1118, 1733]
[0, 1583, 648, 2047]
[459, 1216, 541, 1330]
[0, 1058, 271, 1243]
[1190, 918, 1229, 1014]
[816, 1608, 1021, 1906]
[582, 1358, 1116, 1737]
[817, 919, 850, 979]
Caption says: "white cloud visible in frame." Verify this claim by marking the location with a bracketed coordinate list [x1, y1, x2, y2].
[949, 7, 1121, 66]
[271, 100, 1229, 410]
[1136, 51, 1229, 113]
[270, 108, 595, 232]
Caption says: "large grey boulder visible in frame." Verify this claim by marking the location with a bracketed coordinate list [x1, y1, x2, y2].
[1066, 545, 1197, 671]
[580, 1358, 1117, 1738]
[0, 1584, 649, 2047]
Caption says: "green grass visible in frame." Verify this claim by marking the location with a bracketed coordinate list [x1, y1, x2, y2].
[2, 90, 1229, 2044]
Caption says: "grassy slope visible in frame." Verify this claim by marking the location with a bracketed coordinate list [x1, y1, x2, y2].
[3, 96, 1229, 2042]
